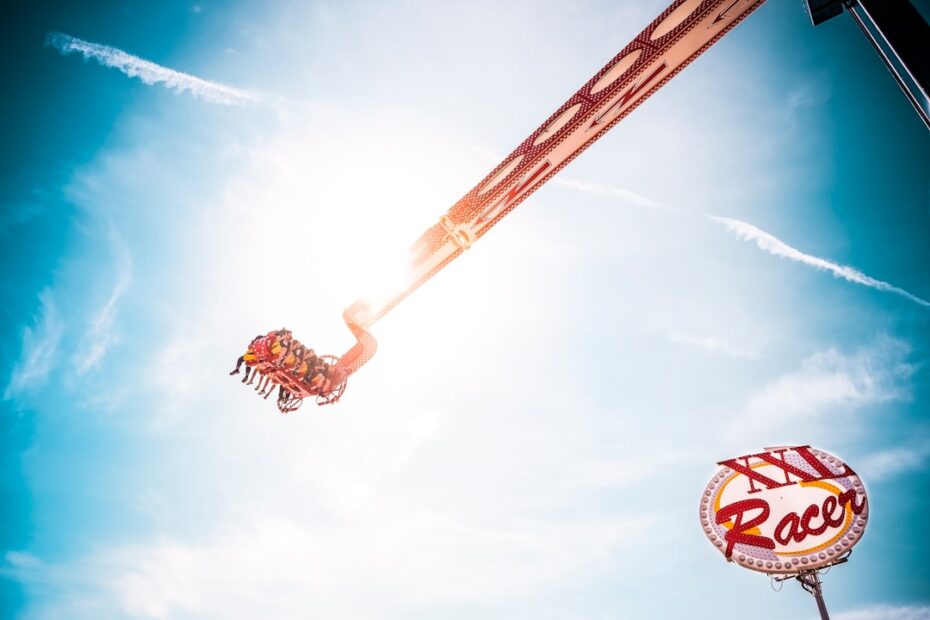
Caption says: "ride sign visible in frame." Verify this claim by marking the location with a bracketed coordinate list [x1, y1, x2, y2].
[699, 445, 868, 574]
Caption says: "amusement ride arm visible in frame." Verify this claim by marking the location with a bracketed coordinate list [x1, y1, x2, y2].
[335, 0, 767, 381]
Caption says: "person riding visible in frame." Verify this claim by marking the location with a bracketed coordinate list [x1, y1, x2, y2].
[288, 343, 307, 372]
[274, 329, 293, 365]
[268, 329, 289, 361]
[254, 372, 271, 395]
[229, 334, 265, 382]
[294, 348, 318, 382]
[250, 331, 272, 363]
[277, 331, 297, 368]
[308, 362, 330, 393]
[232, 329, 343, 404]
[303, 349, 318, 376]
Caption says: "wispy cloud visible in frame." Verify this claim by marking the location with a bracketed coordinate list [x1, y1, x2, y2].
[709, 215, 930, 308]
[831, 605, 930, 620]
[725, 336, 914, 446]
[561, 453, 685, 488]
[560, 178, 929, 310]
[858, 440, 930, 482]
[782, 80, 831, 130]
[667, 332, 759, 359]
[4, 551, 43, 570]
[554, 177, 678, 212]
[4, 289, 65, 400]
[46, 32, 264, 106]
[146, 334, 210, 428]
[786, 82, 829, 115]
[5, 510, 658, 619]
[74, 226, 132, 375]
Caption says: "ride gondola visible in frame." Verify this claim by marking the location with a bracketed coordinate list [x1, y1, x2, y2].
[230, 303, 376, 412]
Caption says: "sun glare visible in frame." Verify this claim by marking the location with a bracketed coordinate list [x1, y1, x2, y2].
[218, 107, 506, 360]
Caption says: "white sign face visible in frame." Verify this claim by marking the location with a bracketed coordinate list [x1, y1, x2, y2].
[699, 445, 868, 574]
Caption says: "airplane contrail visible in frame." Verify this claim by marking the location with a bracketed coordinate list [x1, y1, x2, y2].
[553, 178, 679, 213]
[559, 177, 929, 309]
[46, 32, 263, 106]
[709, 215, 930, 308]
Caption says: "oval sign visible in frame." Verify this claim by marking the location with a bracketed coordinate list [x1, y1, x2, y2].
[699, 445, 868, 574]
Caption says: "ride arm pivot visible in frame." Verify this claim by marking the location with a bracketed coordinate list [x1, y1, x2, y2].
[334, 301, 378, 378]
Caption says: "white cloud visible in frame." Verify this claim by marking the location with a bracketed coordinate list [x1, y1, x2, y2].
[709, 215, 930, 309]
[725, 336, 914, 444]
[4, 288, 65, 400]
[786, 82, 830, 115]
[74, 225, 132, 374]
[558, 180, 929, 310]
[46, 32, 265, 106]
[562, 453, 682, 488]
[857, 440, 930, 482]
[144, 334, 213, 429]
[11, 510, 657, 619]
[554, 177, 679, 212]
[667, 332, 759, 359]
[4, 551, 43, 569]
[781, 80, 831, 133]
[831, 605, 930, 620]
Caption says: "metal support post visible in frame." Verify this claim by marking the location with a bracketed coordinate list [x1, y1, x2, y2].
[797, 570, 831, 620]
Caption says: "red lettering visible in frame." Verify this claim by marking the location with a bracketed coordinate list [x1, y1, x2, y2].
[715, 499, 775, 558]
[760, 445, 855, 482]
[774, 512, 798, 545]
[717, 456, 793, 494]
[719, 445, 855, 494]
[799, 503, 828, 538]
[771, 490, 866, 546]
[822, 495, 844, 528]
[838, 489, 867, 515]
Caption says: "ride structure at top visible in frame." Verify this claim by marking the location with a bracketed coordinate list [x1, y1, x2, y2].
[233, 0, 768, 412]
[805, 0, 930, 130]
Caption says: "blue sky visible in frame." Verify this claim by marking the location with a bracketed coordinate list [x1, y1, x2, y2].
[2, 1, 929, 618]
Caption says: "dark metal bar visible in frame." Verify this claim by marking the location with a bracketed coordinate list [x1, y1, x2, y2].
[851, 0, 930, 130]
[804, 0, 847, 26]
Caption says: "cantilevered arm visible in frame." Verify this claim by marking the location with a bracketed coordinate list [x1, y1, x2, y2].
[334, 301, 378, 377]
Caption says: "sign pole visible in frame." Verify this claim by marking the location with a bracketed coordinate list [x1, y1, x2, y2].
[773, 555, 850, 620]
[796, 570, 830, 620]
